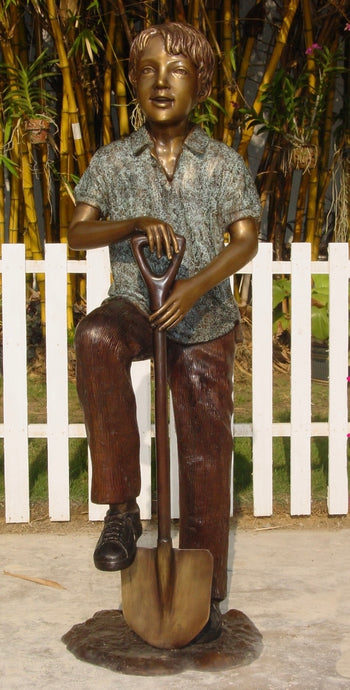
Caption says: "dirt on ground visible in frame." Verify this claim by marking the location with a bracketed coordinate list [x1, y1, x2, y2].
[1, 501, 349, 535]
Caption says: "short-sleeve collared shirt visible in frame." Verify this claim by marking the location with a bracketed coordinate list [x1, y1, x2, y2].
[74, 125, 261, 344]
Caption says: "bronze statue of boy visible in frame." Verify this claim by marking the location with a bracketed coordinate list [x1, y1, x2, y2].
[69, 22, 261, 644]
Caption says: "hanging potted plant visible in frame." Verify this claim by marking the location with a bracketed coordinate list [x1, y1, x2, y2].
[242, 45, 345, 174]
[1, 49, 57, 145]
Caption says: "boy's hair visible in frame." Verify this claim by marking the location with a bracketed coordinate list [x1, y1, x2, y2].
[129, 22, 215, 100]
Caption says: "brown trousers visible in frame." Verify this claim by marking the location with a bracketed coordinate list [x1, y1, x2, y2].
[75, 298, 236, 601]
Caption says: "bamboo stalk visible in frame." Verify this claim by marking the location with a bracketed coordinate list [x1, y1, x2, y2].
[115, 0, 133, 45]
[313, 35, 339, 256]
[206, 4, 220, 138]
[199, 0, 231, 139]
[190, 0, 201, 30]
[225, 1, 264, 145]
[20, 132, 46, 331]
[0, 107, 5, 247]
[302, 0, 318, 251]
[20, 140, 43, 258]
[59, 90, 75, 330]
[8, 131, 21, 244]
[59, 93, 71, 245]
[43, 147, 53, 243]
[71, 60, 94, 160]
[174, 0, 186, 24]
[293, 172, 309, 242]
[257, 137, 283, 220]
[46, 0, 87, 176]
[115, 25, 130, 138]
[103, 9, 117, 145]
[222, 0, 234, 146]
[238, 0, 300, 160]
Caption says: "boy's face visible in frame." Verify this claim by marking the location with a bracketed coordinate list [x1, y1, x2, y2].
[135, 36, 200, 130]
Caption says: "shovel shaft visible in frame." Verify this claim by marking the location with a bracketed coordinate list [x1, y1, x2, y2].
[153, 327, 171, 542]
[131, 234, 186, 544]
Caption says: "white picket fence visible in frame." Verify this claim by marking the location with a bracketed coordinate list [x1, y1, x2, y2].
[1, 242, 349, 523]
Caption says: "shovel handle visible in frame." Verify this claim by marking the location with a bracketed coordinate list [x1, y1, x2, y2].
[131, 233, 186, 312]
[132, 232, 185, 544]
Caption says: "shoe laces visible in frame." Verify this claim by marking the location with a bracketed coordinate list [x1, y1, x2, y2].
[103, 511, 133, 541]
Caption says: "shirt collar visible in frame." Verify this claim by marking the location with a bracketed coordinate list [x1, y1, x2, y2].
[183, 126, 210, 155]
[130, 126, 152, 155]
[130, 125, 209, 157]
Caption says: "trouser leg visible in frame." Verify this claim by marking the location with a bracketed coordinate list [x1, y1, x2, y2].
[74, 298, 152, 504]
[167, 330, 236, 601]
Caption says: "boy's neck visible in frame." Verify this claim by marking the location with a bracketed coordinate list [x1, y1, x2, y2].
[147, 121, 192, 181]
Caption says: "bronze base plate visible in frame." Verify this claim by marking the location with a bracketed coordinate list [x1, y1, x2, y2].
[62, 609, 263, 676]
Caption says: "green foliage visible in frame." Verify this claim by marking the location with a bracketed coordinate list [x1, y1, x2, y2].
[241, 45, 347, 146]
[273, 277, 291, 334]
[190, 96, 226, 137]
[311, 275, 329, 341]
[272, 275, 329, 341]
[1, 49, 57, 139]
[272, 273, 350, 343]
[0, 152, 19, 176]
[68, 28, 104, 62]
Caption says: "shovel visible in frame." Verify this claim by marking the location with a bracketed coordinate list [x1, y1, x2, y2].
[121, 233, 213, 649]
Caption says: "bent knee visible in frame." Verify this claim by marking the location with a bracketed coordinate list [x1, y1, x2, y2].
[74, 308, 117, 352]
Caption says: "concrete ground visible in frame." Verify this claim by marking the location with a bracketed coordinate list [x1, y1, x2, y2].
[1, 521, 350, 689]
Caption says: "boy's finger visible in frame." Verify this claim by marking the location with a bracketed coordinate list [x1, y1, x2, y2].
[149, 303, 167, 322]
[155, 227, 163, 257]
[146, 228, 155, 253]
[169, 227, 179, 254]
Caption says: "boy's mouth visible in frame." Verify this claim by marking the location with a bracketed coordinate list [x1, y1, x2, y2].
[150, 96, 174, 105]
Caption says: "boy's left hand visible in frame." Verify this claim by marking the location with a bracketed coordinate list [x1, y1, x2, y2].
[149, 217, 259, 331]
[149, 278, 196, 331]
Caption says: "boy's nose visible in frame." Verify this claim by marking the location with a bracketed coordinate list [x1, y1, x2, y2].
[155, 67, 170, 88]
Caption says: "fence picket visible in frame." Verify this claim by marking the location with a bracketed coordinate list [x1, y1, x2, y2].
[131, 360, 152, 519]
[328, 244, 349, 515]
[86, 248, 110, 521]
[45, 244, 70, 521]
[251, 243, 273, 516]
[290, 243, 311, 515]
[2, 244, 29, 522]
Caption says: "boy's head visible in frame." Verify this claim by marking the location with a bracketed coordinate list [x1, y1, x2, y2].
[129, 22, 215, 101]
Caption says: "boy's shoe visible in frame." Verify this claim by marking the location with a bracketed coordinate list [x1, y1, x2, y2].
[93, 508, 142, 571]
[189, 601, 222, 645]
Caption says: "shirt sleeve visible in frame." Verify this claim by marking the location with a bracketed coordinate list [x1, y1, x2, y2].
[219, 150, 262, 227]
[74, 148, 110, 218]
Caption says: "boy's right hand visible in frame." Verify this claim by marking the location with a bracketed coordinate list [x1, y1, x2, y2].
[68, 204, 179, 256]
[133, 217, 179, 260]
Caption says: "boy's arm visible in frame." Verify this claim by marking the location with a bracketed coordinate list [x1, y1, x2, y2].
[68, 202, 179, 260]
[149, 217, 258, 331]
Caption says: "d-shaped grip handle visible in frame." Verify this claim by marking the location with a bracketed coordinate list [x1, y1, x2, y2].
[131, 233, 186, 311]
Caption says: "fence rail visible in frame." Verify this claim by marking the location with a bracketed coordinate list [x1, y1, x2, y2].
[1, 242, 349, 523]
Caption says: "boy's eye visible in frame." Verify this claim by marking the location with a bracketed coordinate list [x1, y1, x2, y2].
[141, 66, 154, 75]
[174, 67, 188, 75]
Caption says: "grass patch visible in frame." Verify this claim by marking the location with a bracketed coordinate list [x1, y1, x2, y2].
[233, 435, 333, 512]
[232, 371, 349, 512]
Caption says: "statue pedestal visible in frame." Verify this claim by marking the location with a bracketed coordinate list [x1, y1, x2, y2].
[62, 608, 263, 675]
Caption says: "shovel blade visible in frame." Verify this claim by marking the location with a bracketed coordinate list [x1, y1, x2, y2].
[121, 546, 213, 649]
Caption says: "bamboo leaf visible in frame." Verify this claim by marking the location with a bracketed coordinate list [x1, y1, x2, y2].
[0, 154, 19, 176]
